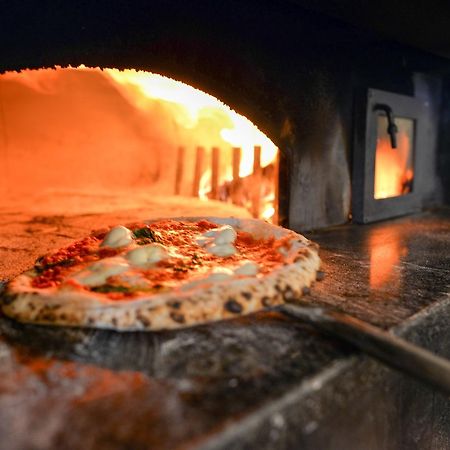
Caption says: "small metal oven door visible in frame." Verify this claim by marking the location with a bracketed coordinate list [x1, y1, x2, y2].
[352, 88, 428, 223]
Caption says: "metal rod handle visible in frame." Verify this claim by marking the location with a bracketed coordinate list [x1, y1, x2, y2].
[278, 303, 450, 396]
[373, 103, 398, 149]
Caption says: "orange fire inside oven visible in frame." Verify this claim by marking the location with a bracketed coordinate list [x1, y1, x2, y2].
[0, 66, 279, 222]
[374, 116, 414, 200]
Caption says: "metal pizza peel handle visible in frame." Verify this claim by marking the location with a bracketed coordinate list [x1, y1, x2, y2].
[278, 303, 450, 397]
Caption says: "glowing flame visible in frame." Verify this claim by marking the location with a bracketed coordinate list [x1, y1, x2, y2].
[374, 129, 414, 199]
[262, 206, 275, 220]
[105, 68, 278, 178]
[198, 170, 211, 200]
[105, 68, 279, 220]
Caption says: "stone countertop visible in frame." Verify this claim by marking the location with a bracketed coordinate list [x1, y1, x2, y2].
[304, 208, 450, 328]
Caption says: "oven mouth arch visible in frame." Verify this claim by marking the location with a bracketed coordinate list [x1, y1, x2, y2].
[0, 65, 281, 222]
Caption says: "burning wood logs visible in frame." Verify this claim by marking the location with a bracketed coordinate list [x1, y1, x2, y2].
[176, 145, 278, 222]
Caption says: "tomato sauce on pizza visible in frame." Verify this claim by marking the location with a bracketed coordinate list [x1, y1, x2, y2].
[31, 219, 290, 300]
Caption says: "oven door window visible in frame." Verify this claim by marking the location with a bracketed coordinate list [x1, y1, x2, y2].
[374, 116, 415, 200]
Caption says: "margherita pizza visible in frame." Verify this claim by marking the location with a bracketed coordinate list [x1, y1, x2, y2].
[1, 217, 321, 331]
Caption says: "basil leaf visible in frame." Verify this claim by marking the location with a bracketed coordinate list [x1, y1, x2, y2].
[91, 284, 131, 293]
[34, 257, 75, 273]
[133, 227, 157, 241]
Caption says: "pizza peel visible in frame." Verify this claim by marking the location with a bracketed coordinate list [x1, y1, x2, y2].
[276, 302, 450, 396]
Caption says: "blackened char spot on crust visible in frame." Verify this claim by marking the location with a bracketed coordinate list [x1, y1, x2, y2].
[316, 271, 325, 281]
[2, 292, 17, 305]
[170, 312, 185, 324]
[137, 312, 151, 327]
[302, 286, 311, 296]
[28, 303, 36, 311]
[87, 317, 95, 325]
[242, 292, 252, 301]
[283, 285, 295, 301]
[168, 301, 181, 309]
[111, 317, 118, 327]
[261, 296, 272, 307]
[308, 241, 320, 250]
[224, 299, 243, 314]
[39, 312, 56, 321]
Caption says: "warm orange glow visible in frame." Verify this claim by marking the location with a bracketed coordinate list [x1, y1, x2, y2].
[374, 125, 414, 199]
[105, 68, 278, 178]
[368, 228, 407, 289]
[105, 68, 278, 220]
[0, 66, 279, 221]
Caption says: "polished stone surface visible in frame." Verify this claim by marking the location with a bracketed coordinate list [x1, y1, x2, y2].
[0, 210, 448, 449]
[305, 209, 450, 328]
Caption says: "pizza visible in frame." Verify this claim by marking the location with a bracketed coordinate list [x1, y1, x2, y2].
[1, 217, 321, 331]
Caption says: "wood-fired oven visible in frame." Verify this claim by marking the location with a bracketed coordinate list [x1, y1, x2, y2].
[0, 1, 449, 449]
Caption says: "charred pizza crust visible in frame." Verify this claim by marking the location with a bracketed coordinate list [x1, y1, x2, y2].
[1, 217, 320, 331]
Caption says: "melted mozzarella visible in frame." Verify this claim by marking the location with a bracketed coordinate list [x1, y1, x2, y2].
[180, 267, 234, 291]
[197, 225, 238, 257]
[206, 243, 237, 257]
[72, 257, 129, 286]
[207, 267, 234, 281]
[234, 261, 260, 276]
[203, 225, 237, 245]
[113, 272, 151, 288]
[195, 236, 211, 247]
[126, 243, 168, 267]
[101, 226, 134, 248]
